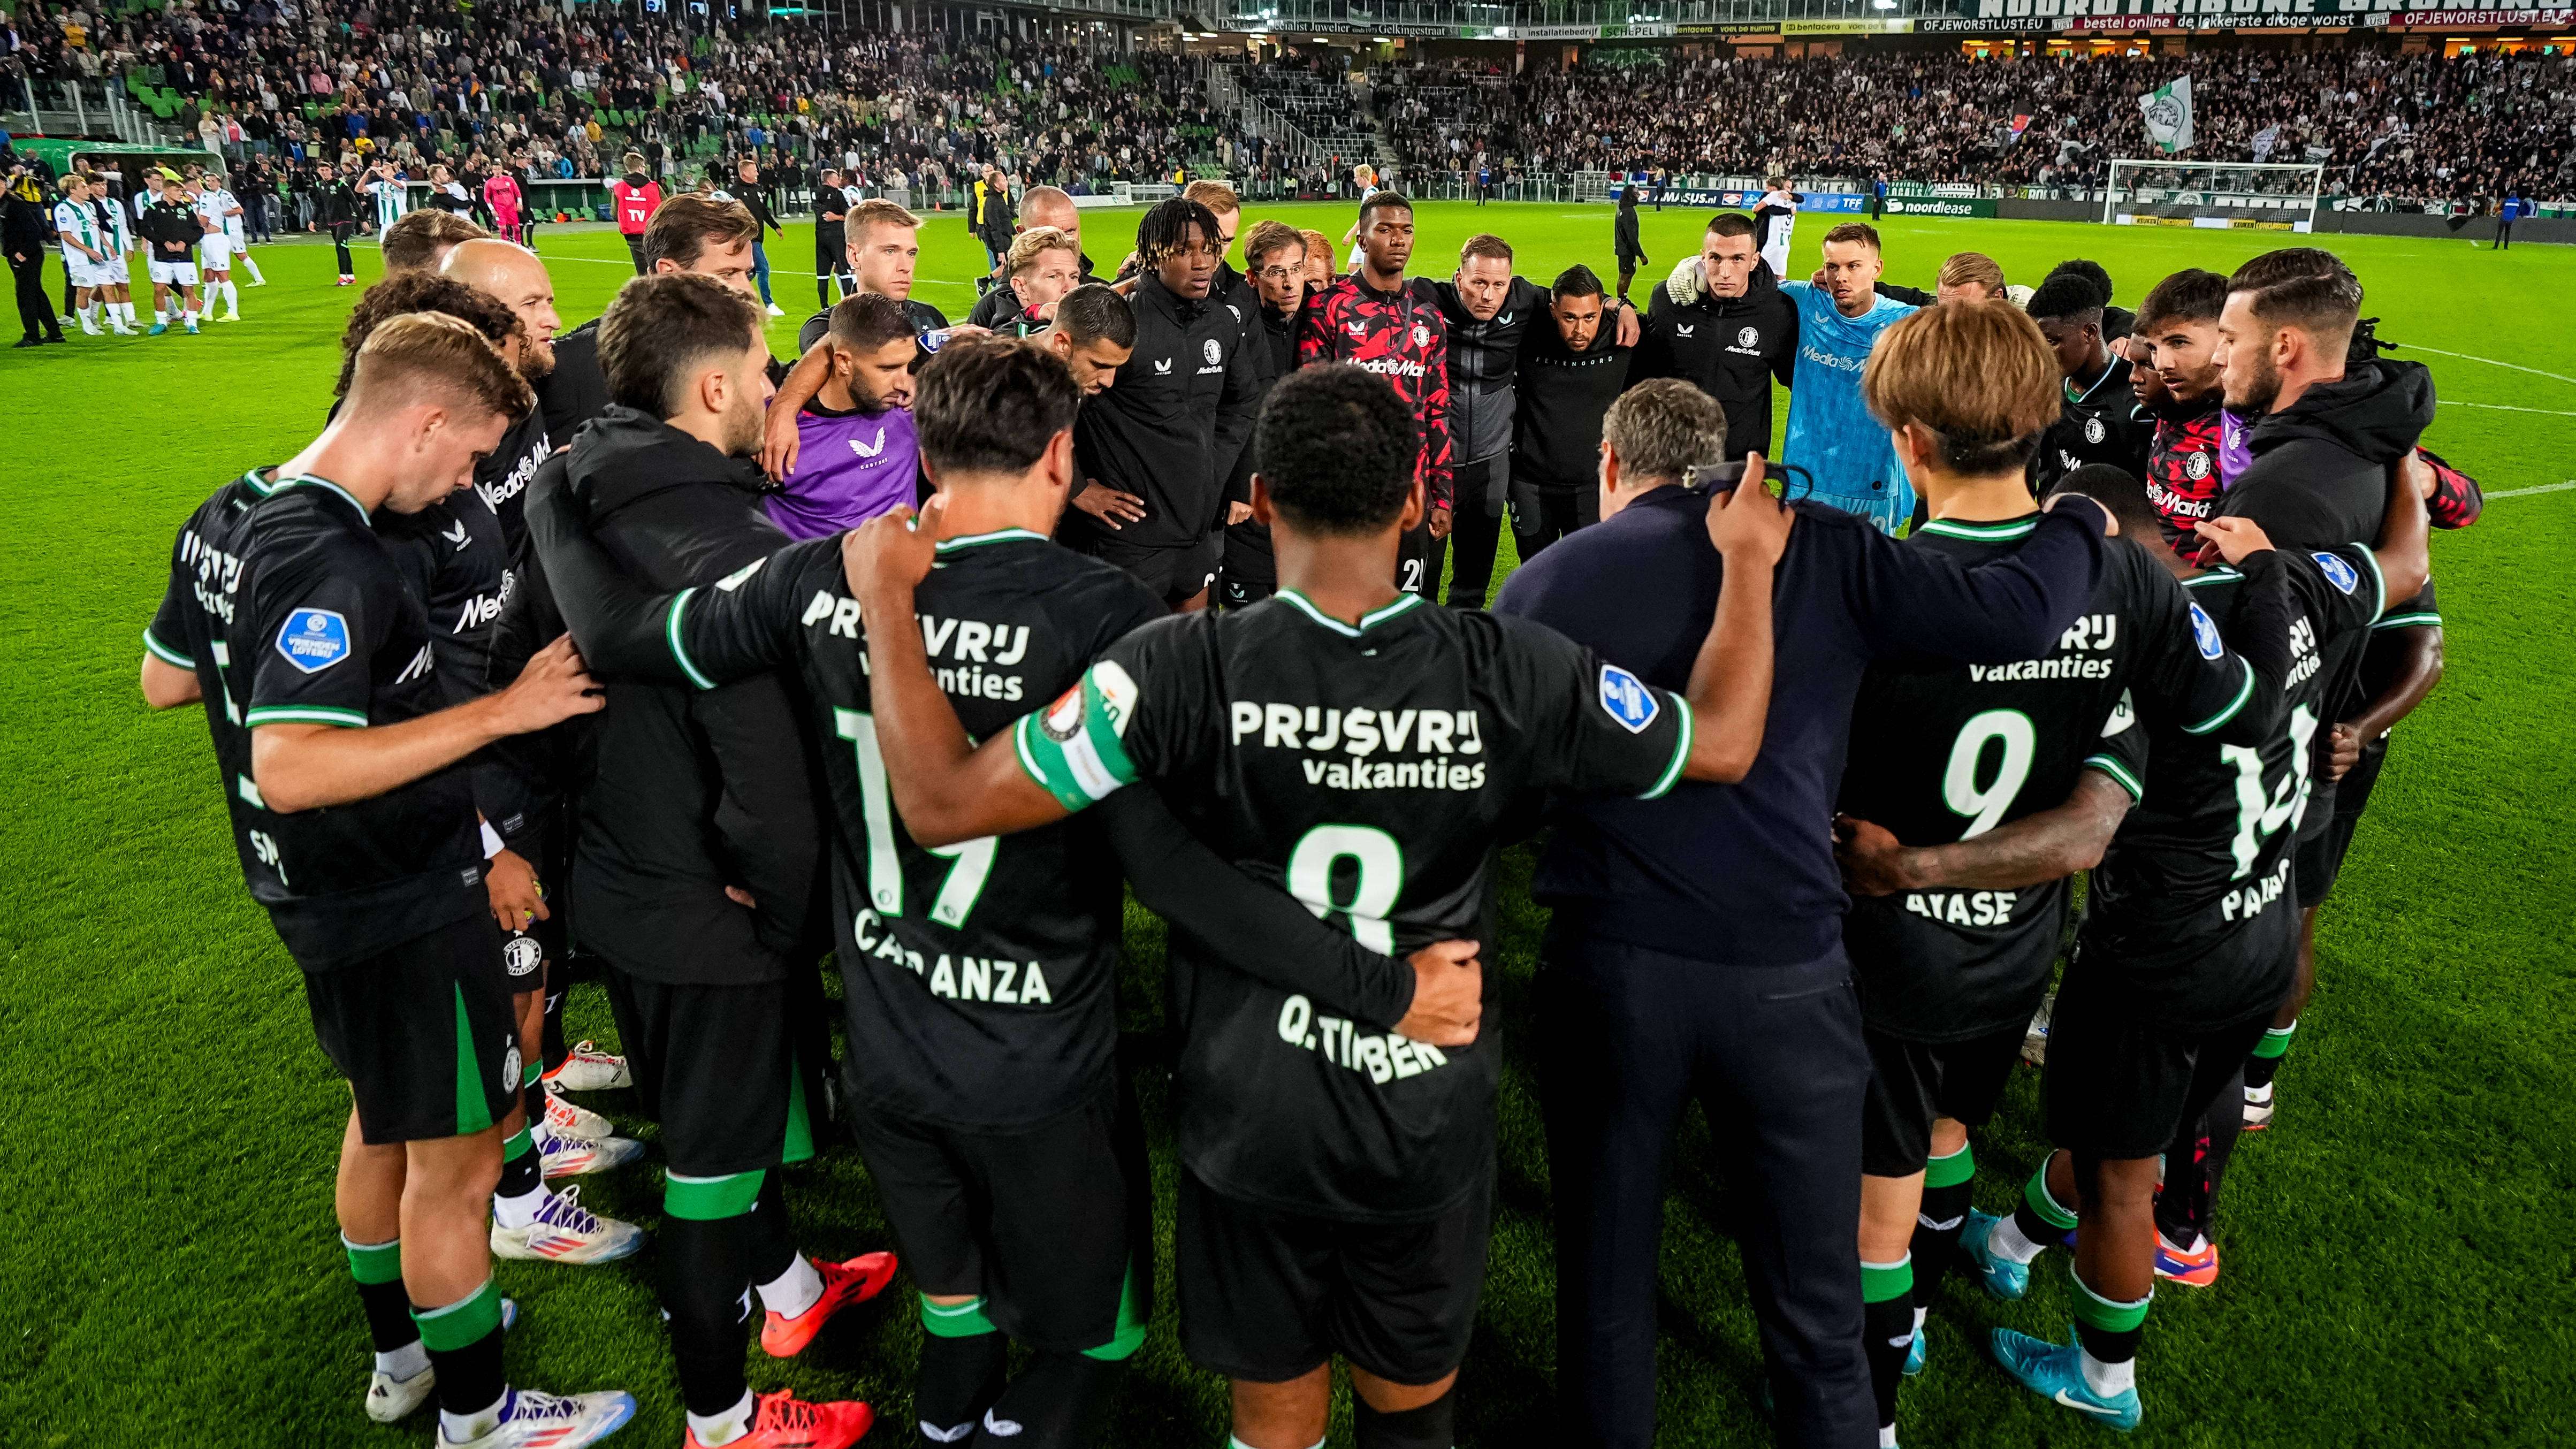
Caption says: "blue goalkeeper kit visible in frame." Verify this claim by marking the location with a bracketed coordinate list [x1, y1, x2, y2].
[1780, 281, 1917, 533]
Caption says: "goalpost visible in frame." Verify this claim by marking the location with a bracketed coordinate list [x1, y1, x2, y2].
[2102, 158, 2326, 234]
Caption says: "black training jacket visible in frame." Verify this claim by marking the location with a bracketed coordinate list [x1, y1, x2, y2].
[1068, 271, 1260, 551]
[544, 408, 828, 985]
[1630, 256, 1798, 462]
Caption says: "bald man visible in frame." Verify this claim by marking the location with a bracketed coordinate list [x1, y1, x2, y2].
[966, 184, 1100, 329]
[439, 236, 597, 1113]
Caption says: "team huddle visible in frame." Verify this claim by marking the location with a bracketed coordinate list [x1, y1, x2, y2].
[135, 179, 2478, 1449]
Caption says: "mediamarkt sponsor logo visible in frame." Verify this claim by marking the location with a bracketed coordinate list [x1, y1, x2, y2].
[1354, 356, 1428, 380]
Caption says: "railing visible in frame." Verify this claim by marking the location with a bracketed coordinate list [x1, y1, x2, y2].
[6, 78, 171, 145]
[1208, 0, 1960, 34]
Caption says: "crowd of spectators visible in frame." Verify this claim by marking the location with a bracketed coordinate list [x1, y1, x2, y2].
[7, 0, 2570, 211]
[0, 0, 1229, 208]
[1374, 44, 2576, 205]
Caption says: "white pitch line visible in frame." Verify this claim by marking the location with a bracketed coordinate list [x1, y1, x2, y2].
[2444, 401, 2576, 417]
[2486, 481, 2576, 499]
[2406, 345, 2576, 388]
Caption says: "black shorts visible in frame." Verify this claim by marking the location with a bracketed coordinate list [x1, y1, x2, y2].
[2292, 778, 2341, 911]
[1220, 523, 1275, 609]
[2316, 734, 2391, 905]
[1859, 1022, 2026, 1178]
[2042, 978, 2273, 1161]
[1177, 1165, 1493, 1386]
[306, 912, 520, 1145]
[1089, 529, 1220, 608]
[845, 1078, 1149, 1354]
[604, 969, 816, 1177]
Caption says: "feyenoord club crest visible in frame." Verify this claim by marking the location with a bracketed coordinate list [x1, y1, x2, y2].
[2184, 451, 2213, 481]
[1412, 323, 1431, 348]
[504, 934, 543, 979]
[1737, 326, 1758, 348]
[1202, 337, 1223, 365]
[2084, 416, 2106, 445]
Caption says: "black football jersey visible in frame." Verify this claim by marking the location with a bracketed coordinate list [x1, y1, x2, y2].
[379, 489, 509, 703]
[2034, 354, 2154, 495]
[2082, 544, 2388, 1027]
[1839, 517, 2272, 1042]
[475, 406, 553, 556]
[146, 471, 485, 970]
[1017, 591, 1694, 1222]
[648, 528, 1165, 1128]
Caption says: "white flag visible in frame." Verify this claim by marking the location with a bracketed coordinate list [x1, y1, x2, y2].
[2140, 76, 2195, 155]
[2252, 124, 2280, 162]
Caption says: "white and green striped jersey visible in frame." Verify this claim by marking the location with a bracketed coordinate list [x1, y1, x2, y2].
[52, 200, 101, 257]
[148, 469, 485, 971]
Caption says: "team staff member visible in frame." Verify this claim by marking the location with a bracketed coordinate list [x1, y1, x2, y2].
[1065, 196, 1259, 611]
[1629, 213, 1796, 463]
[313, 161, 361, 285]
[541, 196, 769, 442]
[531, 339, 1470, 1449]
[966, 184, 1099, 328]
[1612, 183, 1645, 303]
[1420, 234, 1639, 610]
[728, 155, 787, 317]
[139, 314, 635, 1449]
[1217, 220, 1312, 608]
[838, 361, 1789, 1449]
[2026, 273, 2152, 495]
[384, 208, 490, 276]
[1298, 192, 1453, 597]
[1509, 265, 1633, 559]
[1496, 381, 2114, 1449]
[552, 273, 891, 1449]
[610, 152, 662, 274]
[4, 172, 62, 347]
[812, 167, 857, 310]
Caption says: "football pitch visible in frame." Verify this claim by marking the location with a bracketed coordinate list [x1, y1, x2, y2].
[3, 200, 2571, 1447]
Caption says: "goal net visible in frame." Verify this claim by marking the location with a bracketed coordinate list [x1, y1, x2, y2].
[2102, 159, 2325, 234]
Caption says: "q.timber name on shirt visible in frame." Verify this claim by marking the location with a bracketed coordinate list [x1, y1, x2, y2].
[804, 591, 1035, 703]
[1229, 701, 1491, 793]
[852, 905, 1056, 1006]
[1965, 612, 2120, 683]
[1277, 992, 1450, 1082]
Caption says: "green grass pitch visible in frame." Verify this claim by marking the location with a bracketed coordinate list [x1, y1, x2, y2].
[3, 200, 2572, 1447]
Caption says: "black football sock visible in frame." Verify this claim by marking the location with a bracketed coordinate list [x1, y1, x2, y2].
[411, 1277, 507, 1420]
[915, 1298, 1009, 1446]
[1352, 1382, 1457, 1449]
[1912, 1144, 1976, 1304]
[496, 1125, 543, 1202]
[344, 1236, 423, 1359]
[1860, 1255, 1915, 1436]
[659, 1212, 758, 1417]
[973, 1350, 1121, 1447]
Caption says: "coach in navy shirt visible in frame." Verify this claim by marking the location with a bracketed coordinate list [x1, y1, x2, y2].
[1494, 379, 2108, 1449]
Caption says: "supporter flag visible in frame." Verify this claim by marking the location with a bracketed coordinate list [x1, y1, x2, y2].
[2140, 76, 2194, 155]
[2008, 113, 2033, 147]
[2252, 124, 2280, 162]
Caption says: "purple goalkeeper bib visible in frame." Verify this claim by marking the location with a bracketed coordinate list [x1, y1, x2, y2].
[2217, 406, 2253, 488]
[767, 400, 920, 540]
